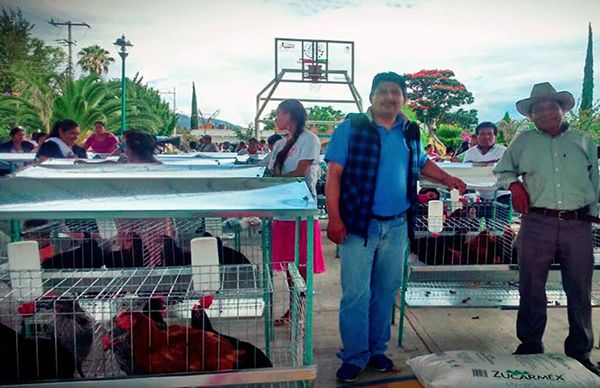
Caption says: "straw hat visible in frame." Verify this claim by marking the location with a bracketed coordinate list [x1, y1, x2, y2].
[516, 82, 574, 117]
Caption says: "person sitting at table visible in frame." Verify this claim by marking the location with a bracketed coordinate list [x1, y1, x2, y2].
[461, 121, 506, 163]
[35, 120, 87, 163]
[0, 126, 35, 153]
[83, 121, 119, 154]
[120, 129, 161, 163]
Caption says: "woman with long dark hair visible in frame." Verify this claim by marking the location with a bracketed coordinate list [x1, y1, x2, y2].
[268, 99, 326, 325]
[0, 126, 34, 153]
[36, 120, 87, 162]
[121, 129, 160, 163]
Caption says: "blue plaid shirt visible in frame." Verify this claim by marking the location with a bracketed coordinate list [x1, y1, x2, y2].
[325, 111, 427, 215]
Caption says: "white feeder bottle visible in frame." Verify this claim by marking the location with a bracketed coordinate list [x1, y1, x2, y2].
[428, 200, 444, 234]
[450, 188, 462, 213]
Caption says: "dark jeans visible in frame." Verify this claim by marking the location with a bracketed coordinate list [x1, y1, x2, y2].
[516, 212, 594, 360]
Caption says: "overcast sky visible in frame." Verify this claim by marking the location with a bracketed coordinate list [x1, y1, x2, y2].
[5, 0, 600, 128]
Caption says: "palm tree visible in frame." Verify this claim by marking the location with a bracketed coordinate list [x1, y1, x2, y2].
[53, 75, 165, 134]
[77, 45, 115, 77]
[0, 62, 63, 134]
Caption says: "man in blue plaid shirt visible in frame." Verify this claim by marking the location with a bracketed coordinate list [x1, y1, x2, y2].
[325, 72, 466, 383]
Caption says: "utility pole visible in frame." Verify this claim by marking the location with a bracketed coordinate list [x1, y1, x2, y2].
[49, 19, 91, 79]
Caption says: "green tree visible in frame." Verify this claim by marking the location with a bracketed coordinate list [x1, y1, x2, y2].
[306, 105, 344, 132]
[54, 75, 169, 135]
[262, 105, 345, 132]
[115, 73, 178, 136]
[0, 8, 66, 93]
[581, 23, 594, 112]
[566, 102, 600, 143]
[404, 69, 474, 131]
[442, 108, 478, 130]
[190, 82, 198, 129]
[436, 123, 464, 150]
[232, 123, 255, 141]
[77, 45, 114, 77]
[496, 112, 530, 145]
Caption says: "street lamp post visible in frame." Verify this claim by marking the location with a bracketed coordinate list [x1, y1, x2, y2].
[114, 35, 133, 135]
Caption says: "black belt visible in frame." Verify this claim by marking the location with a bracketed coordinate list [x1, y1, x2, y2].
[529, 206, 591, 221]
[371, 212, 405, 222]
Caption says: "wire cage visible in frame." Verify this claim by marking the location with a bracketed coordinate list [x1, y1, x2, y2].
[397, 168, 600, 346]
[412, 197, 515, 266]
[0, 176, 317, 386]
[0, 264, 307, 385]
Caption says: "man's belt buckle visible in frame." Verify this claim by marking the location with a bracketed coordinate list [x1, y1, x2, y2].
[557, 210, 568, 220]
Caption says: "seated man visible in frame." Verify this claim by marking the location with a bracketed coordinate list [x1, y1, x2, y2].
[462, 122, 506, 163]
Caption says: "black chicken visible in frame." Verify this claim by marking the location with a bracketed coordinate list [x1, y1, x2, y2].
[190, 296, 272, 369]
[162, 233, 252, 266]
[0, 321, 77, 381]
[18, 296, 95, 377]
[41, 234, 105, 269]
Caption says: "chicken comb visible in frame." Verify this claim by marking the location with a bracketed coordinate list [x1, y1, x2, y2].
[115, 311, 134, 331]
[17, 301, 36, 317]
[102, 334, 112, 351]
[198, 295, 214, 309]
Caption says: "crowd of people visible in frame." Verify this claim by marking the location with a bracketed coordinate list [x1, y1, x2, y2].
[1, 72, 599, 384]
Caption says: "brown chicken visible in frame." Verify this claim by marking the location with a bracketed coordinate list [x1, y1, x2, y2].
[111, 311, 242, 374]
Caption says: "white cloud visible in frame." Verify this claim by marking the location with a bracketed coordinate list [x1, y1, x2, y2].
[6, 0, 600, 128]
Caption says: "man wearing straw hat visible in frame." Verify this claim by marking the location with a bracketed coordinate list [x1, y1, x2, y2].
[494, 82, 600, 375]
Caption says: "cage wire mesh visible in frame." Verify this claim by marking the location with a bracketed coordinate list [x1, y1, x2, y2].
[411, 198, 515, 266]
[404, 191, 600, 308]
[14, 217, 264, 270]
[0, 214, 312, 385]
[0, 263, 307, 384]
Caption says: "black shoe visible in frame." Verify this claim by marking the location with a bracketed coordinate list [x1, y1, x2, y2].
[336, 362, 365, 383]
[513, 343, 543, 355]
[577, 359, 600, 377]
[368, 354, 394, 372]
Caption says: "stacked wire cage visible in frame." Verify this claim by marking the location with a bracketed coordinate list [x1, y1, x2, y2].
[396, 168, 600, 346]
[0, 173, 317, 386]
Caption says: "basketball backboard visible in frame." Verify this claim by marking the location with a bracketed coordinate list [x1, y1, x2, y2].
[275, 38, 354, 83]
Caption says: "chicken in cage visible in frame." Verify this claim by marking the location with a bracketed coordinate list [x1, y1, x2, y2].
[0, 263, 307, 384]
[411, 188, 517, 266]
[18, 217, 256, 270]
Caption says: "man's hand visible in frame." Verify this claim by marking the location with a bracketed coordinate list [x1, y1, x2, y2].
[327, 217, 348, 245]
[509, 182, 529, 214]
[443, 175, 467, 194]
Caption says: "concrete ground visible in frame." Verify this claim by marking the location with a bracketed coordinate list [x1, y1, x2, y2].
[310, 224, 600, 387]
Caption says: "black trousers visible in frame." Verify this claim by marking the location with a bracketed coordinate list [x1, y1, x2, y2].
[516, 212, 594, 360]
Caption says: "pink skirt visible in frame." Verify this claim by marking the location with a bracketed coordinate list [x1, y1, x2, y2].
[271, 219, 326, 274]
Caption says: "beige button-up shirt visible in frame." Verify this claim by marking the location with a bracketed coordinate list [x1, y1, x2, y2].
[493, 128, 599, 215]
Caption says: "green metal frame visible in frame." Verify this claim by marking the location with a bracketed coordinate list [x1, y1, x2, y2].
[1, 175, 318, 385]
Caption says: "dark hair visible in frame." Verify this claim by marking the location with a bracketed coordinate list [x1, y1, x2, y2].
[123, 129, 157, 162]
[248, 138, 258, 145]
[267, 134, 282, 146]
[9, 126, 25, 138]
[31, 132, 47, 143]
[94, 121, 105, 127]
[475, 122, 498, 136]
[425, 144, 433, 149]
[369, 72, 407, 100]
[48, 120, 79, 139]
[273, 99, 307, 174]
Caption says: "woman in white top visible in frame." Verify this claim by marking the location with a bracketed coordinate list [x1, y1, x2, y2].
[269, 99, 326, 325]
